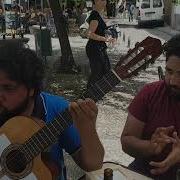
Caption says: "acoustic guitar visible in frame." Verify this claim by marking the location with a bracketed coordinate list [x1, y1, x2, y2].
[0, 36, 163, 179]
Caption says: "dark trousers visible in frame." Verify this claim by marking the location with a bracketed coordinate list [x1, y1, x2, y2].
[86, 43, 111, 88]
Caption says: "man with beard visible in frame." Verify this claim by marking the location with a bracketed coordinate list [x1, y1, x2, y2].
[121, 34, 180, 180]
[0, 42, 104, 179]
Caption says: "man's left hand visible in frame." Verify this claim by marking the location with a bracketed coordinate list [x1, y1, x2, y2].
[149, 131, 180, 175]
[69, 99, 104, 171]
[69, 98, 98, 131]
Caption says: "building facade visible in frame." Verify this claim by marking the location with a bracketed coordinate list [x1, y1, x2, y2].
[171, 0, 180, 30]
[164, 0, 180, 31]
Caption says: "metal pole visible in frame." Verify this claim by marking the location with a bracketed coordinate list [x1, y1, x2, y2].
[41, 0, 43, 12]
[46, 0, 50, 8]
[35, 0, 36, 10]
[27, 0, 29, 10]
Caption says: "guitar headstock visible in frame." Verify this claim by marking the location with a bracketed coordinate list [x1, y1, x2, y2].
[115, 36, 163, 79]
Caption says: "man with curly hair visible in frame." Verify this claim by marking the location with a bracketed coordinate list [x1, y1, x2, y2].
[0, 42, 104, 179]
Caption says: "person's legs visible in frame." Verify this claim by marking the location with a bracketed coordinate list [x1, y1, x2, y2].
[101, 49, 111, 74]
[130, 12, 133, 21]
[128, 11, 131, 22]
[86, 45, 108, 88]
[87, 55, 104, 88]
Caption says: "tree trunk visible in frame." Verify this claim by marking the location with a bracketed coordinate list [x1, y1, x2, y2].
[48, 0, 78, 73]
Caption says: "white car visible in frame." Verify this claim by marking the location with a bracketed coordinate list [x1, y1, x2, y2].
[136, 0, 165, 27]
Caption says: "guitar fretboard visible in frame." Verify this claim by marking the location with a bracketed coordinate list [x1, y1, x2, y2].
[22, 70, 120, 162]
[82, 71, 120, 102]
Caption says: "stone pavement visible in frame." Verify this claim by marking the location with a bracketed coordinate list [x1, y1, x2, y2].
[156, 25, 180, 37]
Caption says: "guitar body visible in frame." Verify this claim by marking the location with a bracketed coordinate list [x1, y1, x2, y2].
[0, 116, 52, 180]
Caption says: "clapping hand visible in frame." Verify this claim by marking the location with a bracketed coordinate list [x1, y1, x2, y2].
[150, 126, 174, 155]
[150, 131, 180, 175]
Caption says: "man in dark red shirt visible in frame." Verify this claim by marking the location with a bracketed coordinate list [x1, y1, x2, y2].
[121, 34, 180, 180]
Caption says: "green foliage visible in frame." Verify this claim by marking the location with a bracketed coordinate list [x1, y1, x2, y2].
[67, 0, 76, 7]
[76, 0, 86, 6]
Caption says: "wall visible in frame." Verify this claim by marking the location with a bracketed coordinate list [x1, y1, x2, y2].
[171, 2, 180, 30]
[164, 0, 172, 25]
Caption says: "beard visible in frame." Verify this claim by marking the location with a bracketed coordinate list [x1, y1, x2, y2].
[166, 83, 180, 100]
[0, 97, 30, 127]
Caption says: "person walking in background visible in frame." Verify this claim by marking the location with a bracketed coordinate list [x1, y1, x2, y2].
[86, 0, 115, 88]
[129, 4, 135, 22]
[128, 3, 135, 22]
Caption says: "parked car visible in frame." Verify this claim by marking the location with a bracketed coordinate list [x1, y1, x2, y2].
[136, 0, 165, 27]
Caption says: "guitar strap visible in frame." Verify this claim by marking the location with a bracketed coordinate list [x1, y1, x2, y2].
[31, 94, 45, 121]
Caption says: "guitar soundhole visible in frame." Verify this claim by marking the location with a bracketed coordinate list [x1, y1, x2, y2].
[6, 149, 27, 173]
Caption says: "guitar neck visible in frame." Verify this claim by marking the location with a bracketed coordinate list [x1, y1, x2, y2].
[22, 70, 120, 162]
[22, 109, 72, 162]
[82, 70, 120, 102]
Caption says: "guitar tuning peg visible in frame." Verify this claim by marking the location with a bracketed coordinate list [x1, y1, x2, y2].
[144, 55, 152, 62]
[138, 47, 144, 52]
[128, 49, 132, 53]
[150, 59, 155, 64]
[135, 42, 140, 47]
[134, 72, 139, 76]
[143, 63, 149, 70]
[146, 55, 152, 60]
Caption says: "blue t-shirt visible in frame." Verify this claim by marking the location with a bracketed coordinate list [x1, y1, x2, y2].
[32, 92, 81, 180]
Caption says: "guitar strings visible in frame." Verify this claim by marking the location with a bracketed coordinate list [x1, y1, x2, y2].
[3, 102, 82, 175]
[3, 117, 67, 175]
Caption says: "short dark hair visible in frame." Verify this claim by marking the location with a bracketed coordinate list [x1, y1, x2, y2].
[163, 34, 180, 61]
[0, 41, 45, 94]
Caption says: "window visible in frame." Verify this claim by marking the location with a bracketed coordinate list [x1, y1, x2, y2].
[141, 0, 150, 9]
[153, 0, 162, 7]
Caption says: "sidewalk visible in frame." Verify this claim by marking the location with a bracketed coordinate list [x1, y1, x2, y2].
[106, 17, 138, 27]
[156, 25, 180, 37]
[106, 16, 180, 38]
